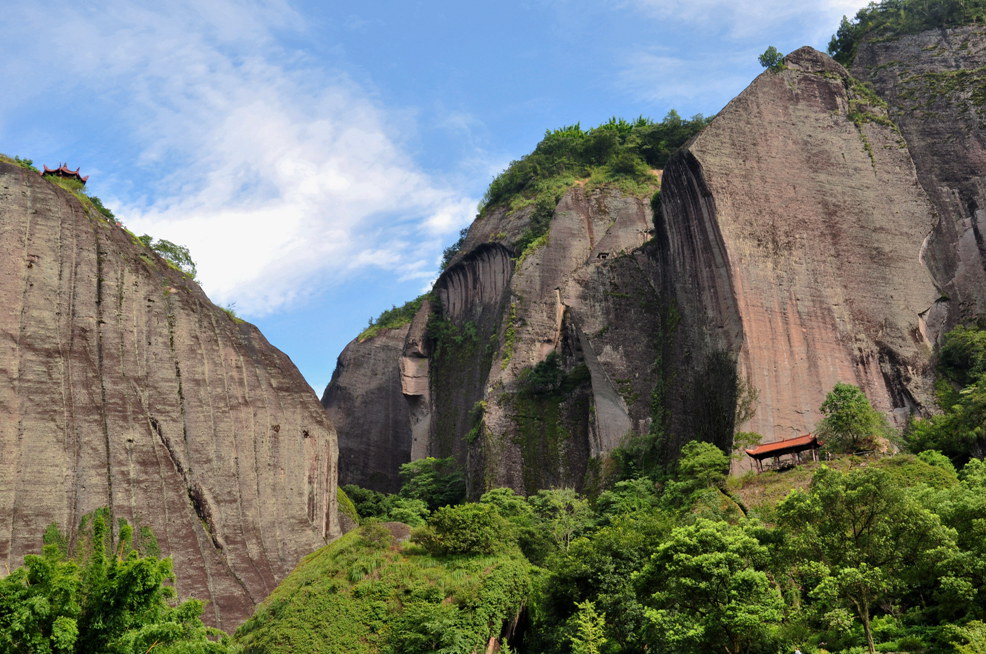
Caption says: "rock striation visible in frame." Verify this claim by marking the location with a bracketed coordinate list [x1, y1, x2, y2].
[854, 25, 986, 322]
[0, 162, 339, 630]
[325, 45, 952, 493]
[660, 46, 939, 447]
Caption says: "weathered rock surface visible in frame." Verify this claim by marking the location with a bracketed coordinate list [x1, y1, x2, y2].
[325, 46, 947, 492]
[323, 324, 412, 493]
[326, 186, 664, 494]
[854, 25, 986, 322]
[0, 162, 339, 630]
[661, 46, 939, 449]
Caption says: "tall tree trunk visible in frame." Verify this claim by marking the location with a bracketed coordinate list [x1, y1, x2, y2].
[858, 602, 876, 654]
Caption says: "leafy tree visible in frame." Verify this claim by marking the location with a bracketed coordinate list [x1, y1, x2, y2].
[87, 196, 114, 220]
[816, 382, 892, 453]
[827, 0, 986, 65]
[12, 156, 39, 172]
[533, 510, 672, 653]
[777, 466, 960, 653]
[758, 46, 785, 71]
[398, 456, 466, 511]
[0, 509, 231, 653]
[413, 503, 512, 556]
[593, 477, 659, 524]
[568, 600, 607, 654]
[907, 375, 986, 463]
[947, 620, 986, 653]
[912, 458, 986, 621]
[527, 488, 593, 551]
[479, 488, 554, 564]
[637, 518, 784, 654]
[480, 112, 711, 212]
[906, 326, 986, 463]
[341, 484, 392, 520]
[939, 324, 986, 387]
[439, 227, 470, 270]
[731, 431, 763, 460]
[138, 235, 197, 279]
[677, 439, 730, 489]
[387, 497, 430, 527]
[359, 294, 429, 341]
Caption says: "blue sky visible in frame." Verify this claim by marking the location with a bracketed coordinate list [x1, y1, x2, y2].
[1, 0, 868, 394]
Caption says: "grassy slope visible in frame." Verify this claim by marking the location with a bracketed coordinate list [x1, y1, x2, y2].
[234, 523, 534, 654]
[730, 453, 958, 516]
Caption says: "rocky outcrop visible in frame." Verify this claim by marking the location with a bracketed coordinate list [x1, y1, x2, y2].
[660, 46, 939, 448]
[854, 25, 986, 322]
[0, 162, 339, 630]
[327, 185, 663, 494]
[325, 46, 946, 492]
[323, 324, 412, 493]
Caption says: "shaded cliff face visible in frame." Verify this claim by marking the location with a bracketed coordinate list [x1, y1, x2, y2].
[854, 25, 986, 321]
[322, 324, 412, 493]
[325, 46, 944, 493]
[661, 46, 939, 448]
[0, 162, 339, 630]
[327, 185, 664, 494]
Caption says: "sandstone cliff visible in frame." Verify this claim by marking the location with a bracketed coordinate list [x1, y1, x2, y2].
[661, 46, 939, 447]
[854, 25, 986, 323]
[0, 161, 339, 630]
[325, 46, 945, 493]
[323, 323, 412, 493]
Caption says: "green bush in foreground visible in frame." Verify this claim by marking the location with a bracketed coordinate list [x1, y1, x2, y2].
[0, 508, 230, 654]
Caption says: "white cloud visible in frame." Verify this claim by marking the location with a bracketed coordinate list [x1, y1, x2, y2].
[1, 1, 477, 316]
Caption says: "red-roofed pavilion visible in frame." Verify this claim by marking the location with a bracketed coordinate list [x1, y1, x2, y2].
[745, 434, 821, 472]
[42, 163, 88, 185]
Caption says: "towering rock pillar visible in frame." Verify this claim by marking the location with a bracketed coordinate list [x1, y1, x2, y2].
[660, 47, 940, 442]
[0, 161, 339, 630]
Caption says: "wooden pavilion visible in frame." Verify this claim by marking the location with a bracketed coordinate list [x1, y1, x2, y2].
[745, 434, 821, 473]
[41, 163, 88, 185]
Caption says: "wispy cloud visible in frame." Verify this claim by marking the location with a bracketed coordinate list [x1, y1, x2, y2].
[1, 1, 477, 316]
[622, 0, 870, 40]
[617, 51, 752, 111]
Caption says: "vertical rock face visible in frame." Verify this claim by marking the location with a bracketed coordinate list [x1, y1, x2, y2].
[323, 324, 412, 493]
[0, 162, 339, 630]
[854, 25, 986, 322]
[326, 185, 664, 495]
[660, 46, 940, 446]
[324, 46, 948, 493]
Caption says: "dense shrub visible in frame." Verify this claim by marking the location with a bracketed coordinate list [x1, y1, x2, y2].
[481, 113, 710, 213]
[398, 456, 466, 511]
[413, 503, 513, 556]
[906, 325, 986, 463]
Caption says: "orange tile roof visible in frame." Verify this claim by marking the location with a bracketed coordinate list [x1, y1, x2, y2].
[745, 434, 819, 458]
